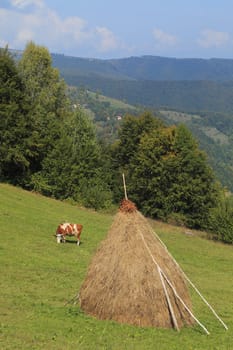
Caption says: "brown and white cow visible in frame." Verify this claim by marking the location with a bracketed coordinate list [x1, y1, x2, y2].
[55, 223, 83, 245]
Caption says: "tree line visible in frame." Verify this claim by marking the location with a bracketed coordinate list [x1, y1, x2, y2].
[1, 43, 232, 243]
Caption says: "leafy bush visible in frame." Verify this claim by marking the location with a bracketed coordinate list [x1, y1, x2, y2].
[208, 197, 233, 244]
[29, 172, 54, 196]
[77, 178, 113, 210]
[167, 212, 187, 227]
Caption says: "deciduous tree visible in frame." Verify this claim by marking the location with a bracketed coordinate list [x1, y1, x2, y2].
[18, 42, 70, 176]
[112, 113, 220, 228]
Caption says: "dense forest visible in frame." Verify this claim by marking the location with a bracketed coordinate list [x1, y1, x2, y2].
[51, 53, 233, 81]
[11, 50, 233, 112]
[59, 74, 233, 114]
[1, 43, 233, 243]
[51, 53, 233, 113]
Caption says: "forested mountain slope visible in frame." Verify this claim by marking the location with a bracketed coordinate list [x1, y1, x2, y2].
[52, 53, 233, 81]
[158, 110, 233, 192]
[53, 52, 233, 192]
[69, 87, 233, 192]
[50, 53, 233, 114]
[64, 75, 233, 114]
[10, 50, 233, 113]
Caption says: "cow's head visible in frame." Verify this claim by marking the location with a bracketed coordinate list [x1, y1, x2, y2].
[55, 233, 64, 243]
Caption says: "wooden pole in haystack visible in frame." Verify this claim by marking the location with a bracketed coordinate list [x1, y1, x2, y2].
[122, 173, 128, 200]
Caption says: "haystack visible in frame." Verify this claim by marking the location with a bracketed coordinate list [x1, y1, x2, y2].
[79, 199, 195, 329]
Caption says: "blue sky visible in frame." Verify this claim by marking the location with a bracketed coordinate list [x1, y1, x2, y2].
[1, 0, 233, 59]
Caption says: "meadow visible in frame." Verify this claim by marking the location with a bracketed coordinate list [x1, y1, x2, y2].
[0, 183, 232, 349]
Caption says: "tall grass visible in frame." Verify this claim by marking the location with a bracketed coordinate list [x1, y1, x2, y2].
[1, 184, 232, 349]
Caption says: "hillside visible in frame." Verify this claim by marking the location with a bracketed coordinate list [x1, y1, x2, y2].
[52, 53, 233, 81]
[51, 53, 233, 114]
[1, 183, 232, 349]
[65, 76, 233, 114]
[10, 50, 233, 113]
[69, 87, 233, 192]
[158, 109, 233, 192]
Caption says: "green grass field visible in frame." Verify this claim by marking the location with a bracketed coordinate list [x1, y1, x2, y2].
[1, 183, 232, 349]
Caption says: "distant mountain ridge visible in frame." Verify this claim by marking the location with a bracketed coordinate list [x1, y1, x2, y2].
[51, 52, 233, 114]
[9, 48, 233, 81]
[52, 53, 233, 81]
[108, 55, 233, 81]
[9, 47, 233, 114]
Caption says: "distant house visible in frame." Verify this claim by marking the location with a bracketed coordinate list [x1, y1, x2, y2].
[73, 103, 81, 109]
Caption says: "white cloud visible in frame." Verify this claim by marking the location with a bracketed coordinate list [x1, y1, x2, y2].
[0, 1, 123, 56]
[95, 27, 119, 52]
[153, 28, 178, 47]
[61, 16, 91, 44]
[0, 38, 8, 48]
[16, 28, 35, 43]
[197, 29, 230, 48]
[10, 0, 44, 9]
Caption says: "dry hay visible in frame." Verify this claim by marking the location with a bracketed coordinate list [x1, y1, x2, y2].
[119, 198, 137, 213]
[79, 200, 194, 329]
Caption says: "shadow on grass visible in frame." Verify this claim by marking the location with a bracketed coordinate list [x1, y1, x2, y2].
[61, 239, 83, 245]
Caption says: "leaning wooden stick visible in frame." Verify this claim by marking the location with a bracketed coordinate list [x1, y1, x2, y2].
[122, 173, 128, 200]
[64, 293, 79, 306]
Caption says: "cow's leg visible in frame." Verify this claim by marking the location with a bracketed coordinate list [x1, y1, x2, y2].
[62, 235, 66, 243]
[77, 232, 81, 246]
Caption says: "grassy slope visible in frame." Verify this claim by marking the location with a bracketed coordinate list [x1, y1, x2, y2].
[1, 184, 232, 350]
[87, 91, 137, 111]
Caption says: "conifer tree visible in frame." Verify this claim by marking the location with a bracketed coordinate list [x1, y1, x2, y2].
[0, 47, 30, 183]
[38, 108, 112, 209]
